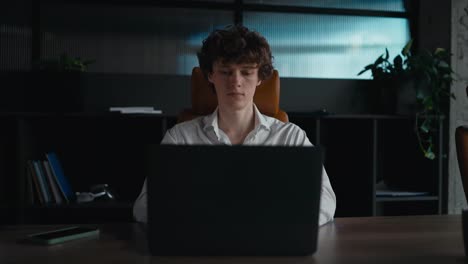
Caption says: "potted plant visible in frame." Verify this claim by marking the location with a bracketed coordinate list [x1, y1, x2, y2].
[28, 53, 95, 112]
[359, 40, 455, 160]
[409, 48, 455, 160]
[36, 53, 95, 72]
[358, 40, 413, 115]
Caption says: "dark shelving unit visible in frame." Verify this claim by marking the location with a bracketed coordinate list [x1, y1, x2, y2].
[0, 112, 445, 224]
[289, 113, 445, 217]
[0, 113, 176, 224]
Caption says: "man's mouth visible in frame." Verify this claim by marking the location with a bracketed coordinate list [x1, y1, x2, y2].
[227, 92, 244, 96]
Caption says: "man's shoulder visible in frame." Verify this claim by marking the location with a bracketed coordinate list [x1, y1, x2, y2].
[263, 114, 303, 132]
[162, 116, 206, 144]
[169, 116, 205, 133]
[261, 114, 311, 145]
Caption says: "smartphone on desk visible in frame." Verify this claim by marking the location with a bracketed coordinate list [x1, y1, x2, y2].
[26, 226, 100, 245]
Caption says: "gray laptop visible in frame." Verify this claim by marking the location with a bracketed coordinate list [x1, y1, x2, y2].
[146, 145, 323, 256]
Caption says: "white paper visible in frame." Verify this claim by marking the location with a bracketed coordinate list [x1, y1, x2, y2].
[109, 107, 162, 114]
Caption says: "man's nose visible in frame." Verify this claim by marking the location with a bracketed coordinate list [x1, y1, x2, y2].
[228, 71, 242, 87]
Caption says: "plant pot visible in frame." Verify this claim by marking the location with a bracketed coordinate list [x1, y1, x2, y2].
[369, 80, 397, 115]
[395, 79, 417, 115]
[369, 79, 420, 116]
[26, 72, 84, 113]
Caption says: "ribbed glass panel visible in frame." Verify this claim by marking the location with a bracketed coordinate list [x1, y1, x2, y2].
[186, 0, 234, 2]
[244, 0, 406, 12]
[0, 2, 32, 72]
[40, 4, 233, 75]
[0, 25, 32, 72]
[244, 12, 410, 79]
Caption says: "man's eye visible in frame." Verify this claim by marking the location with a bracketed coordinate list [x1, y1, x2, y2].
[242, 71, 254, 75]
[220, 70, 230, 75]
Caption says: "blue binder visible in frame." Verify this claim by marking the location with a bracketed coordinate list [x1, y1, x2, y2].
[46, 152, 75, 203]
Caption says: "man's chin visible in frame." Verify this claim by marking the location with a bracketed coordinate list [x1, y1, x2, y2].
[220, 101, 253, 112]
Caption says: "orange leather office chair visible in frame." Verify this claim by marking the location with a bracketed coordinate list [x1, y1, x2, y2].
[177, 67, 288, 123]
[456, 126, 468, 202]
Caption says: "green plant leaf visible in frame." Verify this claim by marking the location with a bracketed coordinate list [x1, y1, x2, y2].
[434, 48, 445, 55]
[374, 55, 385, 66]
[394, 55, 403, 71]
[402, 39, 413, 56]
[357, 64, 373, 76]
[416, 90, 425, 100]
[420, 119, 430, 133]
[361, 40, 456, 160]
[425, 150, 435, 160]
[438, 60, 449, 68]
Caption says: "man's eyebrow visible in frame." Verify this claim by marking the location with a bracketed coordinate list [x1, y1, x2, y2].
[217, 64, 258, 69]
[237, 64, 259, 69]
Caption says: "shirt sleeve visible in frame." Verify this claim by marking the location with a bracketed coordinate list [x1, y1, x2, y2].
[132, 131, 178, 222]
[132, 178, 148, 222]
[160, 128, 178, 144]
[298, 129, 337, 226]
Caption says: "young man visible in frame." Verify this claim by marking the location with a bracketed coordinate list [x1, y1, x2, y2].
[133, 25, 336, 226]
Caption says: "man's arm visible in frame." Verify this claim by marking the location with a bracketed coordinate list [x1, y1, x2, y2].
[132, 130, 178, 222]
[296, 129, 337, 226]
[132, 178, 148, 222]
[317, 167, 337, 226]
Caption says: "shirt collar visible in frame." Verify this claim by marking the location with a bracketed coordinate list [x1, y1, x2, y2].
[253, 104, 271, 131]
[202, 104, 271, 134]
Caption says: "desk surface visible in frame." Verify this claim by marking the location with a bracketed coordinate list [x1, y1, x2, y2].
[0, 215, 465, 264]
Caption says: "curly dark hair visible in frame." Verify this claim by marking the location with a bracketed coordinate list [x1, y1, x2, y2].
[197, 24, 274, 82]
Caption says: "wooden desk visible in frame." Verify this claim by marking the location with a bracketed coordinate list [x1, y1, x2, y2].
[0, 215, 465, 263]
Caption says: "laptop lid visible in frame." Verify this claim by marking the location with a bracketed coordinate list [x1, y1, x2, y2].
[146, 145, 323, 256]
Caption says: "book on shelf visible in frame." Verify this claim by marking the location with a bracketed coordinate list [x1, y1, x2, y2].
[32, 160, 52, 204]
[46, 152, 75, 203]
[27, 160, 44, 205]
[25, 163, 33, 205]
[376, 190, 429, 197]
[375, 181, 429, 197]
[26, 161, 36, 205]
[42, 160, 64, 205]
[25, 153, 75, 206]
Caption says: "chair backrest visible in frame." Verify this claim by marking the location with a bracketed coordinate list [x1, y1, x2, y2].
[456, 126, 468, 202]
[177, 67, 289, 123]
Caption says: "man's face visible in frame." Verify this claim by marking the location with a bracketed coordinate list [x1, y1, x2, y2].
[208, 61, 262, 112]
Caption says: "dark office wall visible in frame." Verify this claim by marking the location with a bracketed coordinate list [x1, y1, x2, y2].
[0, 1, 451, 116]
[83, 74, 192, 114]
[417, 0, 451, 53]
[1, 72, 371, 115]
[280, 78, 371, 114]
[80, 74, 372, 115]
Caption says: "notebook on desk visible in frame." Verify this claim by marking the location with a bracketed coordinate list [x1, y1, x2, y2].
[146, 145, 323, 256]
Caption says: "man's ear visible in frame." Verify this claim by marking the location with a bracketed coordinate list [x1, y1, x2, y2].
[208, 72, 214, 84]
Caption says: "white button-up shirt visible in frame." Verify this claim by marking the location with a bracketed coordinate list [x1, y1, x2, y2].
[133, 105, 336, 226]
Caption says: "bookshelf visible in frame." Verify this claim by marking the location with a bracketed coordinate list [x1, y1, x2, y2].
[289, 113, 446, 217]
[0, 112, 446, 224]
[1, 113, 176, 224]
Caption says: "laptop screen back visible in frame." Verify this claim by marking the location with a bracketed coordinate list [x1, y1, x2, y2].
[146, 145, 323, 256]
